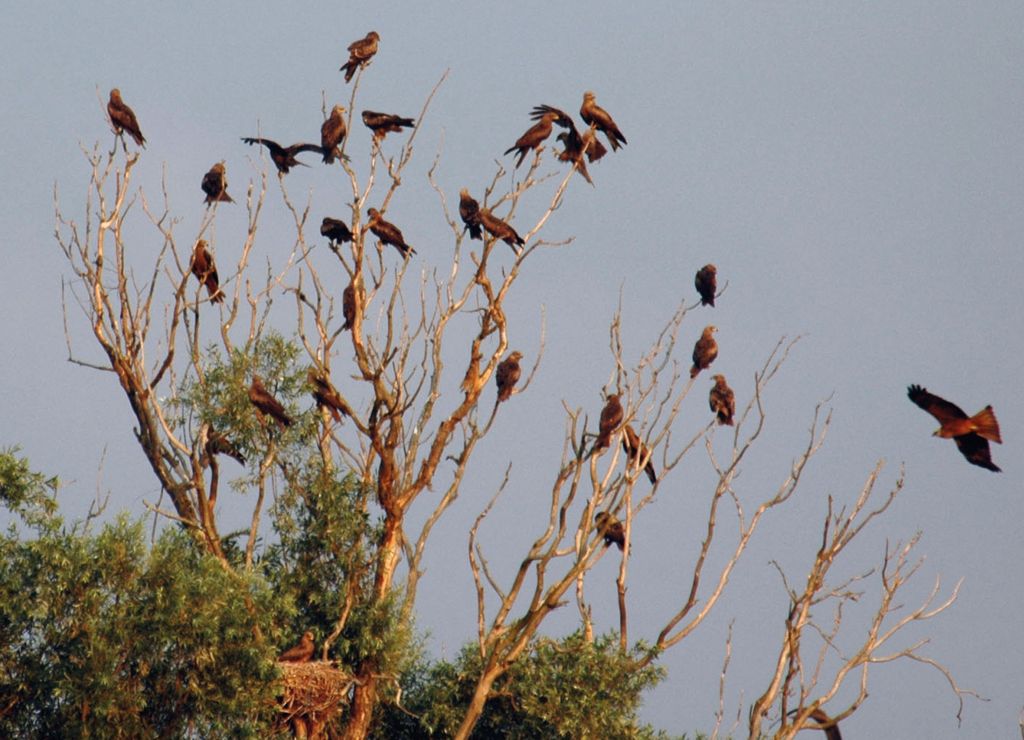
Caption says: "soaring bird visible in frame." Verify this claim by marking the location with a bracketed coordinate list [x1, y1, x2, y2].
[321, 217, 353, 245]
[340, 31, 380, 82]
[320, 104, 347, 163]
[241, 137, 323, 174]
[205, 431, 245, 466]
[690, 326, 718, 379]
[459, 189, 483, 240]
[504, 111, 559, 168]
[580, 91, 627, 151]
[342, 282, 357, 331]
[189, 240, 224, 304]
[594, 511, 625, 551]
[478, 209, 524, 253]
[361, 110, 415, 141]
[709, 374, 735, 426]
[278, 631, 315, 663]
[107, 88, 146, 147]
[695, 264, 717, 307]
[595, 393, 624, 450]
[201, 161, 233, 205]
[248, 376, 293, 430]
[907, 384, 1002, 472]
[308, 368, 348, 423]
[622, 424, 657, 484]
[366, 208, 415, 257]
[496, 351, 523, 404]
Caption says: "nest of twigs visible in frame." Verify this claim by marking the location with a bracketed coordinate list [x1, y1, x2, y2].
[276, 661, 354, 738]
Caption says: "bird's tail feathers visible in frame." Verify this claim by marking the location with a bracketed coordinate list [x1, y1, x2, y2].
[971, 406, 1001, 443]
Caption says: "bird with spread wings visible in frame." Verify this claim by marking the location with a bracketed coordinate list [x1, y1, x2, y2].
[907, 384, 1001, 472]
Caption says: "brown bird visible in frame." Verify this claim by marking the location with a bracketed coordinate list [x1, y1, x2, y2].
[478, 209, 524, 253]
[241, 137, 323, 174]
[342, 281, 357, 331]
[690, 326, 718, 379]
[790, 709, 842, 740]
[321, 217, 353, 245]
[361, 110, 415, 142]
[308, 368, 347, 423]
[495, 351, 523, 404]
[580, 91, 627, 151]
[621, 424, 657, 484]
[595, 393, 624, 450]
[278, 631, 315, 663]
[594, 511, 625, 551]
[459, 189, 483, 240]
[907, 384, 1002, 472]
[531, 104, 607, 172]
[366, 208, 415, 257]
[552, 130, 593, 184]
[248, 375, 294, 430]
[504, 111, 559, 168]
[107, 88, 146, 147]
[205, 431, 245, 466]
[340, 31, 380, 82]
[709, 374, 735, 426]
[189, 240, 224, 304]
[201, 161, 233, 205]
[695, 264, 717, 307]
[320, 104, 347, 164]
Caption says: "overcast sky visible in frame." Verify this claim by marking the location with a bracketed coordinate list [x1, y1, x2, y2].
[2, 2, 1022, 737]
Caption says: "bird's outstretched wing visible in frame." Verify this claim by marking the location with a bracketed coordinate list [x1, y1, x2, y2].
[907, 384, 967, 424]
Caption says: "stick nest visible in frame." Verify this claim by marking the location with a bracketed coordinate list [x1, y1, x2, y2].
[277, 661, 354, 738]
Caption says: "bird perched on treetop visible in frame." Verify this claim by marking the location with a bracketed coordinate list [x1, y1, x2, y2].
[189, 240, 224, 304]
[107, 88, 146, 147]
[690, 326, 718, 379]
[340, 31, 380, 82]
[695, 264, 717, 307]
[495, 351, 523, 404]
[595, 393, 624, 450]
[709, 374, 735, 426]
[504, 110, 559, 168]
[580, 91, 626, 151]
[201, 162, 233, 205]
[478, 209, 524, 254]
[248, 376, 293, 430]
[595, 511, 625, 551]
[366, 208, 416, 257]
[321, 217, 353, 245]
[459, 189, 483, 240]
[622, 424, 657, 484]
[361, 110, 415, 142]
[320, 104, 347, 164]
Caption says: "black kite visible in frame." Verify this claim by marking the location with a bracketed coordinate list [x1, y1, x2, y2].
[107, 88, 146, 147]
[690, 326, 718, 379]
[241, 137, 323, 174]
[595, 393, 624, 450]
[459, 189, 483, 240]
[248, 375, 293, 430]
[907, 384, 1001, 472]
[342, 281, 357, 331]
[340, 31, 380, 82]
[308, 368, 348, 423]
[205, 431, 245, 466]
[321, 217, 353, 245]
[580, 91, 626, 151]
[278, 631, 315, 663]
[361, 110, 415, 141]
[622, 424, 657, 484]
[496, 351, 523, 404]
[709, 374, 735, 426]
[594, 511, 625, 551]
[321, 104, 347, 163]
[504, 111, 559, 168]
[366, 208, 415, 257]
[695, 264, 717, 307]
[478, 209, 524, 253]
[201, 161, 233, 205]
[189, 239, 224, 304]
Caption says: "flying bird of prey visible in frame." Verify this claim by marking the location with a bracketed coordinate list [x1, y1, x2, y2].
[248, 376, 293, 430]
[690, 326, 718, 379]
[709, 374, 735, 426]
[504, 110, 559, 168]
[107, 88, 146, 147]
[595, 511, 625, 551]
[205, 431, 245, 466]
[241, 137, 323, 174]
[320, 104, 347, 163]
[361, 110, 415, 142]
[321, 217, 353, 245]
[580, 91, 627, 151]
[278, 631, 315, 663]
[622, 424, 657, 484]
[366, 208, 415, 257]
[308, 368, 348, 423]
[201, 161, 233, 205]
[459, 189, 483, 240]
[189, 240, 224, 304]
[478, 209, 525, 254]
[340, 31, 380, 82]
[907, 384, 1002, 472]
[595, 393, 624, 450]
[342, 282, 356, 331]
[496, 351, 523, 404]
[695, 264, 717, 307]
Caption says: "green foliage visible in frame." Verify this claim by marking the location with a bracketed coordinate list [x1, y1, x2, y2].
[0, 447, 58, 526]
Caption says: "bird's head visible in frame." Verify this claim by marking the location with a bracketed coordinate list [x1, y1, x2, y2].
[508, 351, 523, 362]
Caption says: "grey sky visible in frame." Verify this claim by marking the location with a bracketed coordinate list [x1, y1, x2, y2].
[2, 2, 1022, 736]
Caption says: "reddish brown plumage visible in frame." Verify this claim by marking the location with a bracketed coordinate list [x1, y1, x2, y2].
[321, 104, 347, 163]
[907, 384, 1001, 472]
[478, 209, 524, 253]
[278, 631, 315, 663]
[321, 217, 353, 245]
[709, 374, 735, 426]
[205, 431, 245, 466]
[201, 162, 233, 205]
[580, 91, 626, 151]
[342, 282, 356, 331]
[459, 189, 483, 240]
[309, 368, 347, 423]
[241, 137, 323, 174]
[690, 326, 718, 379]
[107, 88, 146, 147]
[366, 208, 415, 257]
[361, 110, 415, 141]
[340, 31, 380, 82]
[595, 511, 625, 551]
[595, 393, 624, 450]
[622, 424, 657, 484]
[189, 240, 224, 303]
[495, 351, 523, 404]
[248, 376, 293, 430]
[695, 264, 717, 307]
[504, 111, 558, 168]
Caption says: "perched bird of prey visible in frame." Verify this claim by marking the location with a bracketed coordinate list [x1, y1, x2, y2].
[248, 375, 293, 430]
[530, 104, 607, 178]
[279, 631, 315, 663]
[478, 209, 524, 253]
[580, 91, 627, 151]
[622, 424, 657, 484]
[201, 161, 233, 205]
[321, 217, 353, 245]
[504, 111, 559, 168]
[107, 88, 146, 147]
[241, 137, 323, 174]
[189, 240, 224, 304]
[709, 374, 735, 426]
[342, 282, 356, 331]
[366, 208, 415, 257]
[595, 511, 625, 551]
[340, 31, 380, 82]
[907, 384, 1002, 472]
[308, 368, 348, 423]
[361, 110, 415, 141]
[695, 264, 717, 307]
[690, 326, 718, 379]
[205, 431, 245, 466]
[320, 104, 347, 164]
[459, 189, 483, 240]
[496, 351, 523, 404]
[595, 393, 624, 450]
